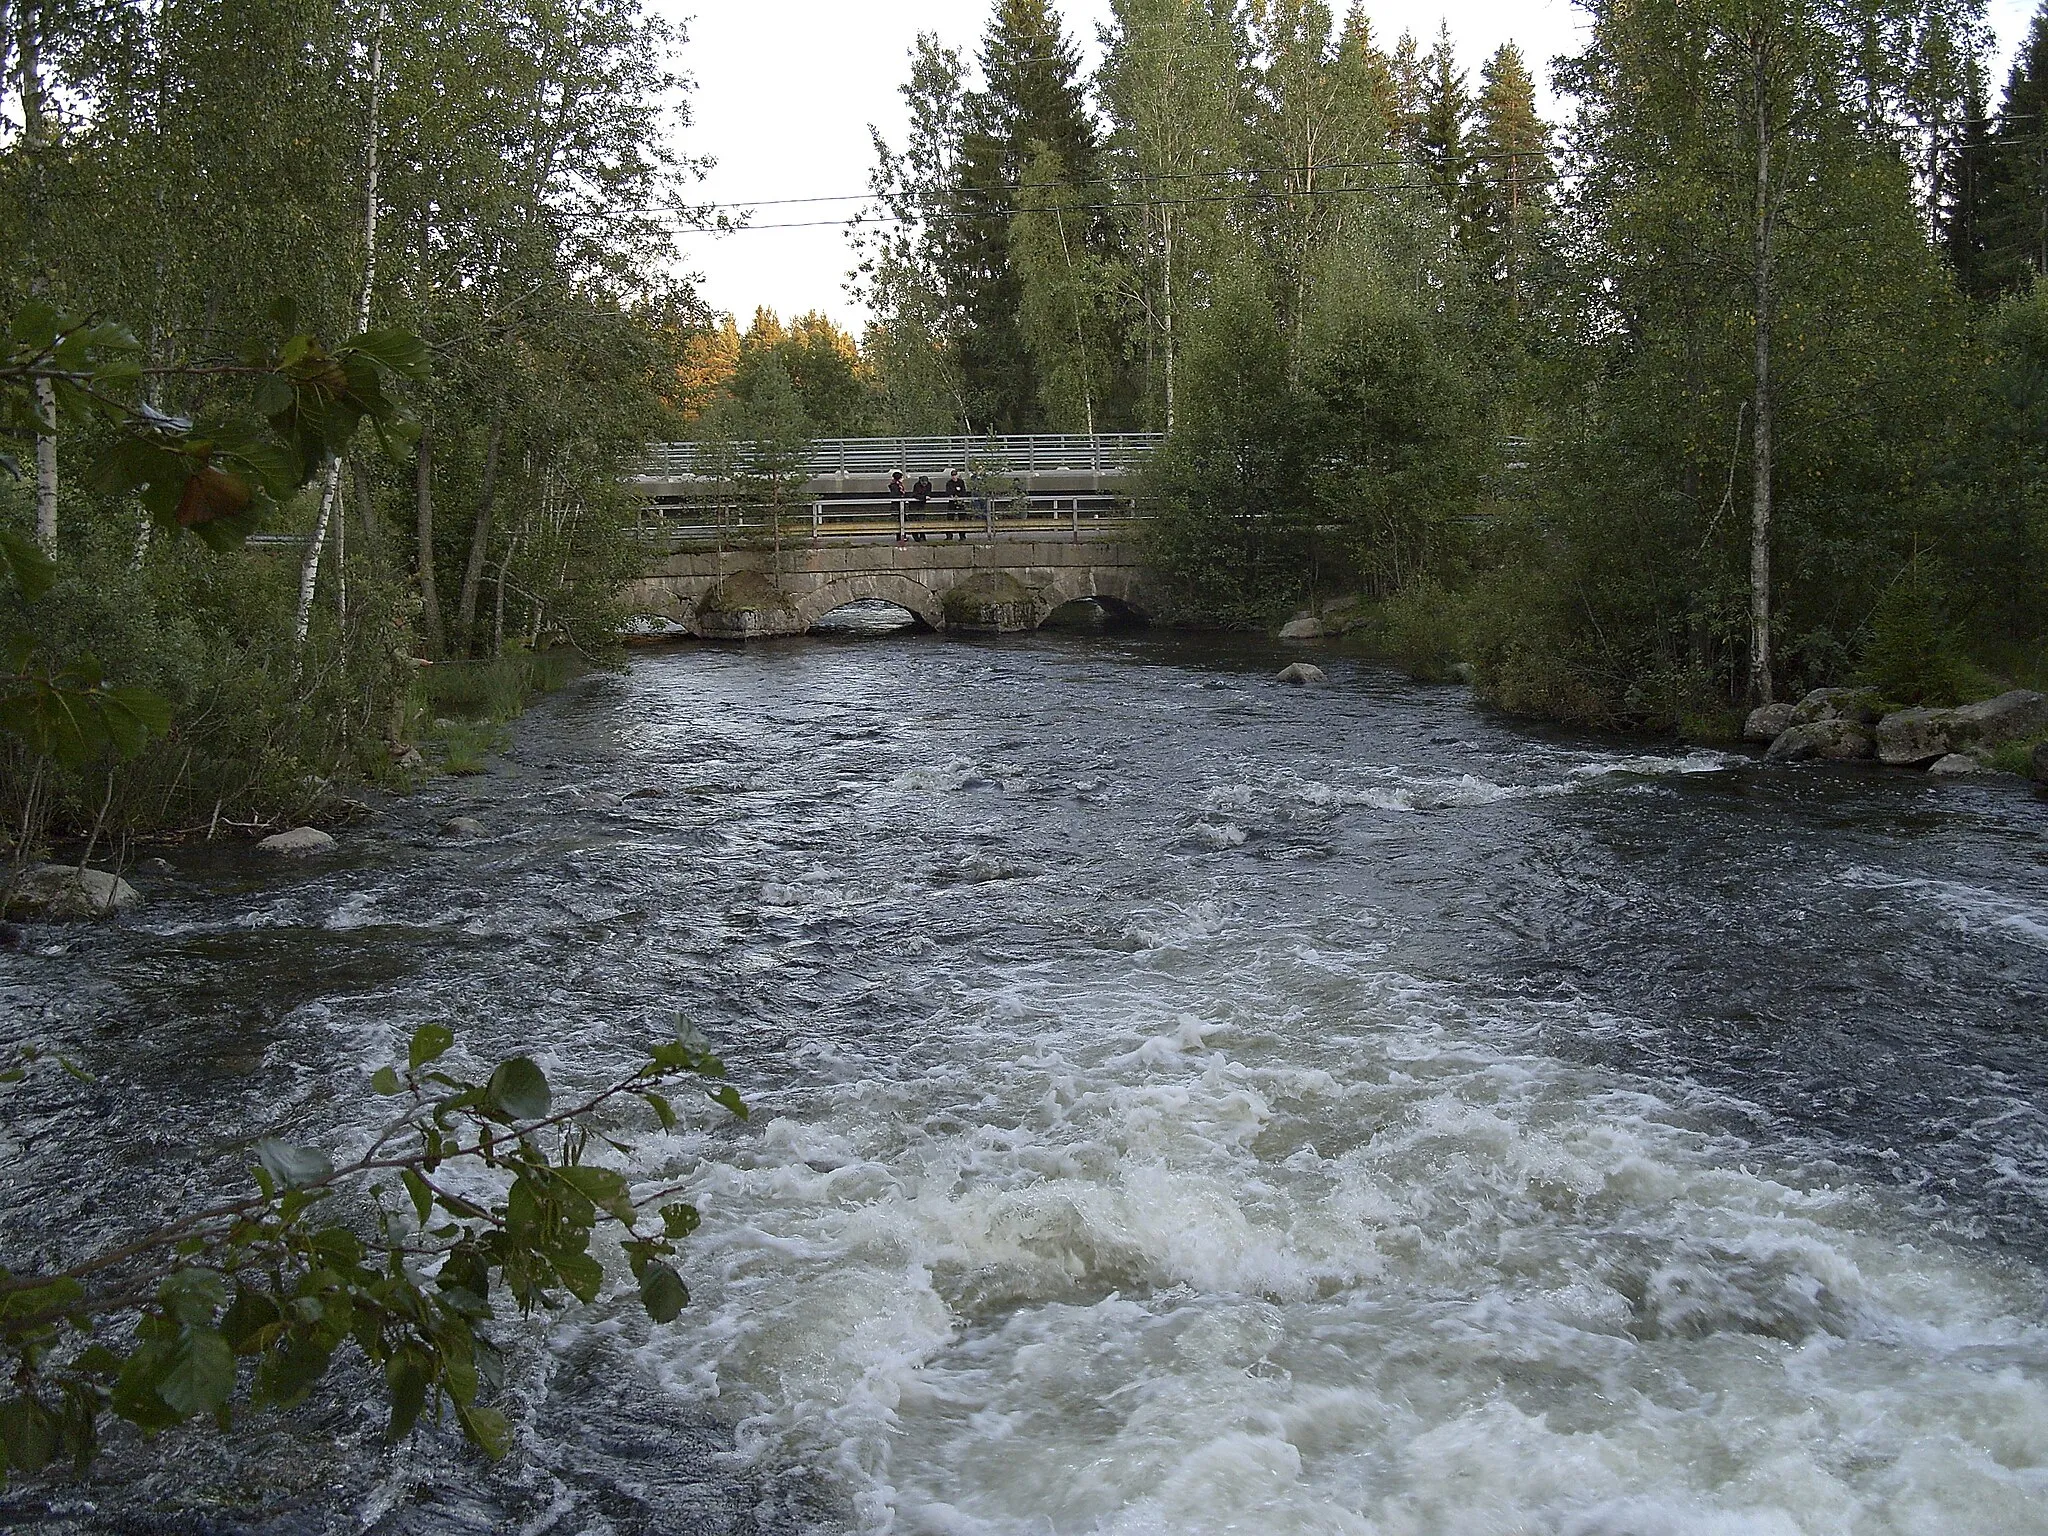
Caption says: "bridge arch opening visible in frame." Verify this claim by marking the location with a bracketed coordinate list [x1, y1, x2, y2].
[1042, 594, 1148, 631]
[809, 598, 932, 637]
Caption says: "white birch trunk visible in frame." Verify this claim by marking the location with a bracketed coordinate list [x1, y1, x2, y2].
[294, 8, 384, 655]
[1748, 32, 1777, 706]
[33, 378, 57, 554]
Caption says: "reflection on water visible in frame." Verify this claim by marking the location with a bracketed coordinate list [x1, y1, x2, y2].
[5, 631, 2048, 1534]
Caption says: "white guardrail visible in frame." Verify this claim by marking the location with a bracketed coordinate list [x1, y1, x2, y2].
[634, 432, 1164, 481]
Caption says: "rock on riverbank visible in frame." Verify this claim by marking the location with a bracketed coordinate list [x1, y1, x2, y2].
[1757, 686, 2048, 778]
[4, 864, 141, 920]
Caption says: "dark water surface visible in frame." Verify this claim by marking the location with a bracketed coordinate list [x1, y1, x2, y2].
[5, 621, 2048, 1534]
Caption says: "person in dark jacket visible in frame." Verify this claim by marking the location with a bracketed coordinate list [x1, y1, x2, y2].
[945, 470, 968, 540]
[910, 474, 933, 542]
[887, 471, 906, 542]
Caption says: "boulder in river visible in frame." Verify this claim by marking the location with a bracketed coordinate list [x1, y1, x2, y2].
[1877, 689, 2048, 766]
[1278, 617, 1324, 641]
[1744, 702, 1797, 742]
[440, 816, 488, 839]
[5, 864, 141, 920]
[1789, 687, 1883, 727]
[1277, 662, 1328, 686]
[1929, 754, 1983, 776]
[623, 786, 667, 801]
[1765, 718, 1875, 762]
[258, 826, 336, 857]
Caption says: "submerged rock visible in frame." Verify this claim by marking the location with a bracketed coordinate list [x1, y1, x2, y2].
[5, 864, 141, 920]
[1744, 702, 1797, 742]
[258, 826, 336, 857]
[440, 816, 488, 839]
[1766, 718, 1875, 762]
[1278, 617, 1324, 641]
[1929, 754, 1982, 776]
[1277, 662, 1328, 686]
[623, 786, 667, 801]
[1877, 690, 2048, 766]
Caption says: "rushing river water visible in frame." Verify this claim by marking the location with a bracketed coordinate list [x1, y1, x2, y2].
[6, 615, 2048, 1534]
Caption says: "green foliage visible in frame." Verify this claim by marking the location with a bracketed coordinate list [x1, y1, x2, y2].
[0, 1020, 743, 1486]
[423, 648, 582, 723]
[1855, 560, 1978, 707]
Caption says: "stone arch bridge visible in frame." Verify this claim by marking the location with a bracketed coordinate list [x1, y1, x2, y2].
[622, 537, 1159, 639]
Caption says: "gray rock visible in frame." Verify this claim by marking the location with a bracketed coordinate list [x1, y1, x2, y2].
[1449, 661, 1477, 685]
[1278, 617, 1324, 641]
[1744, 702, 1798, 742]
[1276, 662, 1328, 686]
[0, 920, 24, 948]
[2033, 741, 2048, 785]
[439, 816, 488, 840]
[5, 864, 141, 920]
[1929, 753, 1983, 776]
[623, 786, 667, 801]
[138, 857, 175, 875]
[257, 826, 336, 857]
[1789, 687, 1883, 727]
[1766, 718, 1876, 763]
[393, 747, 426, 772]
[1878, 689, 2048, 766]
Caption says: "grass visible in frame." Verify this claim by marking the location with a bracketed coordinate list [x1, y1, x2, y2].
[413, 649, 583, 778]
[1984, 731, 2048, 777]
[423, 648, 583, 722]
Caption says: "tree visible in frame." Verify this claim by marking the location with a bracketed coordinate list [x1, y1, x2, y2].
[851, 32, 970, 435]
[1414, 24, 1472, 241]
[944, 0, 1101, 432]
[1983, 5, 2048, 289]
[1467, 44, 1554, 328]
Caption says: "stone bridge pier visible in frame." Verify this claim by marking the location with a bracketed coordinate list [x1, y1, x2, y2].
[622, 538, 1160, 639]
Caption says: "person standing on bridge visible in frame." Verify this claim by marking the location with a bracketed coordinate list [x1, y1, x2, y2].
[910, 474, 933, 542]
[945, 470, 967, 541]
[888, 471, 907, 544]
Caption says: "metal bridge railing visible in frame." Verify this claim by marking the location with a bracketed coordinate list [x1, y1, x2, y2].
[634, 432, 1164, 482]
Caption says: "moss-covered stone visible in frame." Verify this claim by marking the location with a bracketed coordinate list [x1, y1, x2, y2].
[941, 571, 1042, 633]
[693, 571, 800, 640]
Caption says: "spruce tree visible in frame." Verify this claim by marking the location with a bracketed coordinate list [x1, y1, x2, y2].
[944, 0, 1100, 434]
[1414, 26, 1471, 237]
[1985, 6, 2048, 289]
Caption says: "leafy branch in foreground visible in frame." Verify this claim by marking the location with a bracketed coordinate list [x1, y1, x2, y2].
[0, 1019, 746, 1485]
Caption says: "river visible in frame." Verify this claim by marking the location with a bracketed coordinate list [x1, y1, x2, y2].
[4, 616, 2048, 1534]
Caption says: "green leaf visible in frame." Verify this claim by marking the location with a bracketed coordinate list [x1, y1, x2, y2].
[455, 1402, 511, 1460]
[401, 1168, 433, 1226]
[707, 1084, 748, 1121]
[0, 528, 54, 602]
[558, 1166, 632, 1223]
[642, 1091, 677, 1131]
[344, 329, 432, 382]
[639, 1261, 689, 1324]
[385, 1349, 430, 1440]
[551, 1249, 603, 1303]
[660, 1203, 701, 1239]
[370, 1066, 402, 1096]
[253, 1138, 333, 1189]
[1, 1395, 60, 1474]
[408, 1023, 454, 1071]
[157, 1327, 235, 1417]
[157, 1268, 227, 1327]
[486, 1057, 550, 1121]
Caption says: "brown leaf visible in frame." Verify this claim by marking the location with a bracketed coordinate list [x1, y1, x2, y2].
[175, 465, 253, 527]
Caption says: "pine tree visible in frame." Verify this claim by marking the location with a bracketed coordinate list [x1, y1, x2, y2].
[1941, 61, 1998, 298]
[944, 0, 1100, 433]
[1467, 43, 1553, 321]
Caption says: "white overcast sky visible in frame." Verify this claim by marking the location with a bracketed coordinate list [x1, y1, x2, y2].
[656, 0, 2045, 329]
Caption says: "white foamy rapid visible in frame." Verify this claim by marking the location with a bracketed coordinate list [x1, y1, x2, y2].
[618, 896, 2048, 1534]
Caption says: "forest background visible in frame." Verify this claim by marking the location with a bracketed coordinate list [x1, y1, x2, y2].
[9, 0, 2048, 862]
